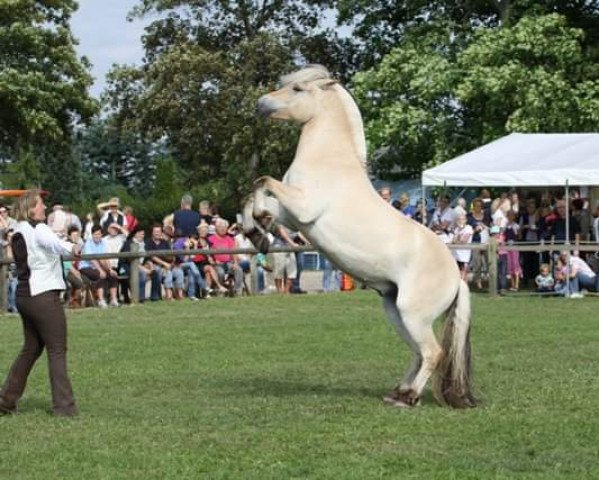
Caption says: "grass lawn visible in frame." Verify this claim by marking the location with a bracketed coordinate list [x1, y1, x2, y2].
[0, 291, 598, 479]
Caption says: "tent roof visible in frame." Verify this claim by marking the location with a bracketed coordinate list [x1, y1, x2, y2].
[422, 133, 599, 187]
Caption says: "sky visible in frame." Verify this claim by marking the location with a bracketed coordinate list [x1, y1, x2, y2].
[71, 1, 149, 98]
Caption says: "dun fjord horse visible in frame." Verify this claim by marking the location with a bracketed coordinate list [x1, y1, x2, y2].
[243, 65, 477, 408]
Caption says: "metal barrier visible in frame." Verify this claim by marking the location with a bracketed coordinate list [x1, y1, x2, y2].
[0, 241, 597, 310]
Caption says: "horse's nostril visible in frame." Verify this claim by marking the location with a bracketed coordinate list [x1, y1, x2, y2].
[257, 97, 276, 117]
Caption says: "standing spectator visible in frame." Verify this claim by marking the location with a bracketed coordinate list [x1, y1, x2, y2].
[103, 223, 127, 303]
[0, 190, 80, 416]
[453, 197, 467, 217]
[194, 223, 228, 295]
[98, 197, 128, 235]
[378, 186, 392, 203]
[271, 225, 298, 294]
[519, 198, 543, 284]
[118, 227, 152, 304]
[83, 212, 94, 241]
[198, 200, 213, 226]
[413, 199, 427, 225]
[491, 197, 510, 229]
[123, 206, 139, 234]
[47, 204, 70, 239]
[0, 203, 16, 236]
[451, 213, 473, 282]
[322, 255, 341, 292]
[480, 188, 493, 218]
[208, 218, 243, 295]
[505, 210, 522, 292]
[145, 224, 183, 301]
[2, 228, 18, 313]
[509, 190, 521, 217]
[79, 225, 119, 308]
[550, 199, 580, 245]
[429, 195, 455, 243]
[173, 194, 200, 237]
[235, 228, 254, 274]
[467, 198, 490, 289]
[490, 225, 508, 292]
[593, 205, 599, 242]
[571, 198, 591, 243]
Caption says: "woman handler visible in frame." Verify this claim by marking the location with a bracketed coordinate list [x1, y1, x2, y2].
[0, 190, 81, 416]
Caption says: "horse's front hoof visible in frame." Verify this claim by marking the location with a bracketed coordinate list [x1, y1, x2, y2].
[383, 388, 421, 408]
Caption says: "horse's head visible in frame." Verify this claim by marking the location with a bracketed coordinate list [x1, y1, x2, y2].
[257, 65, 338, 124]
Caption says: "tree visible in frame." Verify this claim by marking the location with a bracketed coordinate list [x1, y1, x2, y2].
[352, 14, 599, 178]
[0, 0, 98, 152]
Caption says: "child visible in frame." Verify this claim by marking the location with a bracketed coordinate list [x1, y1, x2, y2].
[452, 213, 473, 281]
[505, 210, 522, 291]
[535, 263, 554, 293]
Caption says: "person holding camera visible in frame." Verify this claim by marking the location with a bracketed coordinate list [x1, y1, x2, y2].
[0, 190, 81, 416]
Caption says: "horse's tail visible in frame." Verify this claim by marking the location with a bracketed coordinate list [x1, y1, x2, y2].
[432, 279, 478, 408]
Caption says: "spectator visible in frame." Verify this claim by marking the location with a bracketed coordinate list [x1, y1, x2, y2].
[198, 200, 213, 226]
[378, 186, 392, 203]
[98, 197, 128, 235]
[413, 199, 427, 224]
[83, 212, 94, 241]
[194, 223, 227, 296]
[553, 255, 580, 297]
[593, 205, 599, 242]
[0, 203, 17, 236]
[562, 251, 599, 293]
[397, 192, 416, 218]
[173, 194, 200, 237]
[172, 230, 205, 301]
[490, 225, 508, 292]
[322, 255, 341, 292]
[550, 199, 580, 246]
[572, 198, 591, 242]
[271, 225, 298, 294]
[451, 213, 473, 282]
[234, 228, 254, 274]
[118, 227, 152, 304]
[63, 226, 87, 309]
[535, 263, 555, 293]
[47, 204, 70, 239]
[505, 210, 522, 292]
[480, 188, 492, 218]
[429, 195, 455, 243]
[208, 218, 243, 296]
[509, 190, 521, 217]
[467, 198, 490, 289]
[453, 197, 467, 217]
[2, 229, 17, 313]
[103, 223, 127, 302]
[79, 225, 119, 308]
[123, 206, 139, 234]
[519, 198, 544, 284]
[145, 224, 184, 301]
[491, 197, 510, 229]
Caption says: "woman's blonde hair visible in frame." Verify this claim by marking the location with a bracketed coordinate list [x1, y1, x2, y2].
[12, 189, 43, 222]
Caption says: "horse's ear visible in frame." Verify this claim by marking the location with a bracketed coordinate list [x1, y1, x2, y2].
[317, 79, 339, 90]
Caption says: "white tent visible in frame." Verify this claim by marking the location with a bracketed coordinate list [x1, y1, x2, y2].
[422, 133, 599, 187]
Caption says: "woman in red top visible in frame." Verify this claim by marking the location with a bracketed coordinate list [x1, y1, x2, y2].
[193, 223, 227, 295]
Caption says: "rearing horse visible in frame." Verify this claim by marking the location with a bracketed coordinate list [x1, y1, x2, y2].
[243, 65, 477, 408]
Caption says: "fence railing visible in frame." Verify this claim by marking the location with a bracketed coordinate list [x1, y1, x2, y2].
[0, 241, 597, 310]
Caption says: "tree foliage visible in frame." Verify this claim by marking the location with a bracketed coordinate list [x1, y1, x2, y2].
[353, 13, 599, 178]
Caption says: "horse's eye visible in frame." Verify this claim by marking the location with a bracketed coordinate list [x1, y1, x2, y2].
[293, 85, 303, 92]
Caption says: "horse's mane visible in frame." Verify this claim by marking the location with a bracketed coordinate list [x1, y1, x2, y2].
[280, 64, 331, 86]
[281, 65, 368, 170]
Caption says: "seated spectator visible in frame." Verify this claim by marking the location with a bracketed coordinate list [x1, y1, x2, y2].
[98, 197, 128, 235]
[47, 204, 70, 239]
[535, 263, 555, 293]
[79, 225, 119, 308]
[63, 226, 87, 308]
[0, 203, 17, 236]
[198, 200, 213, 226]
[194, 222, 228, 296]
[271, 225, 298, 294]
[145, 224, 184, 301]
[172, 230, 205, 301]
[118, 227, 152, 303]
[173, 194, 200, 237]
[208, 218, 243, 296]
[104, 223, 127, 302]
[451, 213, 473, 282]
[397, 192, 416, 218]
[234, 227, 254, 274]
[553, 255, 581, 297]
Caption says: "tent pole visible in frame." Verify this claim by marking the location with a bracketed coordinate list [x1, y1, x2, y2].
[421, 184, 426, 225]
[565, 180, 570, 296]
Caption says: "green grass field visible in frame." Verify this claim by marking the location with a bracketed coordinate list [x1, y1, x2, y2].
[0, 291, 598, 479]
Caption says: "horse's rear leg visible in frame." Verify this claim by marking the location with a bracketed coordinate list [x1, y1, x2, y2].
[382, 292, 442, 407]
